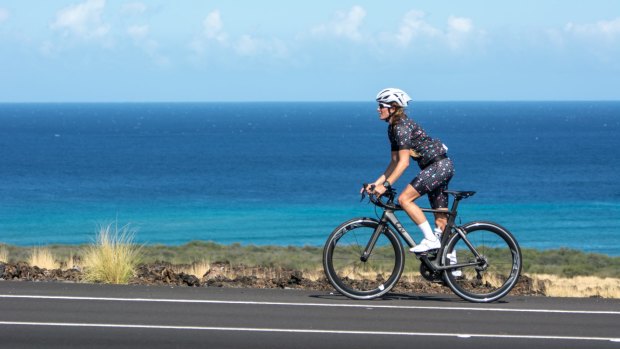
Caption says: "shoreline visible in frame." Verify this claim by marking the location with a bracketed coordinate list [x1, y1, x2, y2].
[2, 241, 620, 298]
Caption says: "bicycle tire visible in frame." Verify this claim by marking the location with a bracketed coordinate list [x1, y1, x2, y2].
[323, 218, 405, 300]
[442, 221, 522, 303]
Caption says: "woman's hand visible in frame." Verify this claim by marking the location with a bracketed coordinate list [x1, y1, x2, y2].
[360, 184, 374, 194]
[373, 184, 387, 197]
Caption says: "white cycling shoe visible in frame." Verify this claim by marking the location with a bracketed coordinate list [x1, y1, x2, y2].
[410, 238, 441, 253]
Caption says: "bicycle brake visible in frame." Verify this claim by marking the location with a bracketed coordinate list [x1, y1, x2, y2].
[360, 183, 375, 202]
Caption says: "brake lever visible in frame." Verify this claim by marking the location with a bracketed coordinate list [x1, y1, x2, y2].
[360, 183, 368, 202]
[360, 184, 376, 202]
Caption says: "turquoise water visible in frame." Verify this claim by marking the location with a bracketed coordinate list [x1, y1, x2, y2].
[2, 200, 618, 255]
[1, 102, 619, 255]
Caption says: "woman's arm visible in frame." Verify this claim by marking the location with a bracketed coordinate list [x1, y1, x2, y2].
[372, 151, 400, 186]
[384, 149, 410, 185]
[371, 149, 410, 195]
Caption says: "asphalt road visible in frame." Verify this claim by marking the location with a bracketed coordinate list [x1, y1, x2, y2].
[0, 282, 619, 349]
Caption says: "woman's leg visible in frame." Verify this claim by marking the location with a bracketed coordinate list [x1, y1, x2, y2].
[398, 185, 425, 224]
[404, 158, 454, 252]
[426, 158, 455, 233]
[428, 189, 449, 232]
[399, 185, 440, 252]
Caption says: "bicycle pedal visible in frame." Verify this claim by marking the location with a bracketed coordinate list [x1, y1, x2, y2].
[413, 252, 438, 262]
[413, 249, 439, 256]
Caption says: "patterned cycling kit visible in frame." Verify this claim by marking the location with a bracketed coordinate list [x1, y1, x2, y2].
[387, 117, 455, 209]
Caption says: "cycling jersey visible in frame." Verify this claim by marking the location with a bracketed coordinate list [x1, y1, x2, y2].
[387, 116, 454, 209]
[387, 117, 447, 168]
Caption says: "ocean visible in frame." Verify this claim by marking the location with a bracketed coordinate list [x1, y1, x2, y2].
[1, 102, 619, 255]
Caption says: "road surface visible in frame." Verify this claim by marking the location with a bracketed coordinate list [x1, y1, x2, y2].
[0, 282, 618, 348]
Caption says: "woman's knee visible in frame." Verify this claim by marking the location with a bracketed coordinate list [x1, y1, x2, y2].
[398, 186, 421, 206]
[398, 195, 410, 206]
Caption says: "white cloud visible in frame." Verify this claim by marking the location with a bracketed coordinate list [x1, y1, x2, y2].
[203, 10, 227, 43]
[547, 17, 620, 53]
[395, 10, 440, 47]
[545, 17, 620, 63]
[448, 16, 472, 34]
[0, 8, 9, 23]
[446, 16, 474, 49]
[565, 17, 620, 41]
[311, 6, 366, 42]
[51, 0, 110, 40]
[391, 11, 478, 51]
[190, 10, 228, 55]
[190, 10, 287, 60]
[121, 2, 147, 16]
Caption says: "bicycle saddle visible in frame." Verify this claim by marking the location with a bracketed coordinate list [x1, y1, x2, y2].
[444, 190, 476, 199]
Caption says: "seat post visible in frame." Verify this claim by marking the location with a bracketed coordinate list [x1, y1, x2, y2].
[447, 195, 462, 226]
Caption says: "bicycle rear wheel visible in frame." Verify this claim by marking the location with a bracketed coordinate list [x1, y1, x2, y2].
[323, 218, 404, 300]
[443, 221, 522, 303]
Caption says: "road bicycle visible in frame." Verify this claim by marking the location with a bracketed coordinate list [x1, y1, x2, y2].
[323, 185, 522, 303]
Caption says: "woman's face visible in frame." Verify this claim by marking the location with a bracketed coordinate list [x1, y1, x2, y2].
[378, 104, 391, 121]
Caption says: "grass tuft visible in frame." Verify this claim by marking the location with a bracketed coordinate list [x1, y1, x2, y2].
[528, 274, 620, 298]
[82, 224, 142, 284]
[0, 246, 9, 264]
[29, 247, 58, 269]
[176, 260, 211, 278]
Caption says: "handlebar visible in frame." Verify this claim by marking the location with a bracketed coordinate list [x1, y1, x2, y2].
[361, 184, 402, 211]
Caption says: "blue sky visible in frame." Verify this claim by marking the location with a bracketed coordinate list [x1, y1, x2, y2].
[0, 1, 619, 102]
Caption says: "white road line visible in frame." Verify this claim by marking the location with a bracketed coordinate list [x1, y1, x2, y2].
[0, 321, 619, 342]
[0, 294, 619, 315]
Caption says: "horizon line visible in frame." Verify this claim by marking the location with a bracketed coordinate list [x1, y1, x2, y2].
[1, 99, 619, 104]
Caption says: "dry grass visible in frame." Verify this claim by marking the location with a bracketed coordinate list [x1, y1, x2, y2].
[301, 269, 324, 282]
[0, 246, 9, 264]
[176, 260, 211, 278]
[61, 254, 78, 271]
[82, 224, 142, 284]
[202, 263, 240, 280]
[29, 247, 58, 269]
[529, 274, 620, 298]
[399, 271, 426, 283]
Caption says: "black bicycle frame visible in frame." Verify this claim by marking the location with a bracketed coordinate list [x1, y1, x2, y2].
[361, 194, 482, 272]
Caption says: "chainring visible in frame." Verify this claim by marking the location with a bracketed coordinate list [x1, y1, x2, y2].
[419, 262, 444, 283]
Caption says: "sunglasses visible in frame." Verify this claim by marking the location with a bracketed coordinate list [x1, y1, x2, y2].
[378, 103, 391, 109]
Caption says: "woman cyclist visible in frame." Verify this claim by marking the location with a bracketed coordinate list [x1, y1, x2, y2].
[364, 88, 455, 254]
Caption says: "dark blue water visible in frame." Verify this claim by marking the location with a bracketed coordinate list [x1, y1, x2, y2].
[1, 102, 619, 255]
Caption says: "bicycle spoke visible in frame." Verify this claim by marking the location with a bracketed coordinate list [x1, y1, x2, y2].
[324, 220, 404, 298]
[444, 223, 521, 302]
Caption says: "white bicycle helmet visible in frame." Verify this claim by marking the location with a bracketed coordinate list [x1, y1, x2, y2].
[376, 88, 412, 108]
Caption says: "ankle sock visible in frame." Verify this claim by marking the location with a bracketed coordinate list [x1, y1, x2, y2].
[434, 227, 443, 239]
[418, 221, 437, 241]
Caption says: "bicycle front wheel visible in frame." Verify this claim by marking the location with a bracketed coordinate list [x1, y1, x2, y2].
[323, 218, 404, 300]
[443, 221, 522, 303]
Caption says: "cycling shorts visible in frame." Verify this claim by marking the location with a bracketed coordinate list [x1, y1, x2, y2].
[410, 158, 455, 209]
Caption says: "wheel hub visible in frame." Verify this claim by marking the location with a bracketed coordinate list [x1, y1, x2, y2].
[475, 255, 489, 271]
